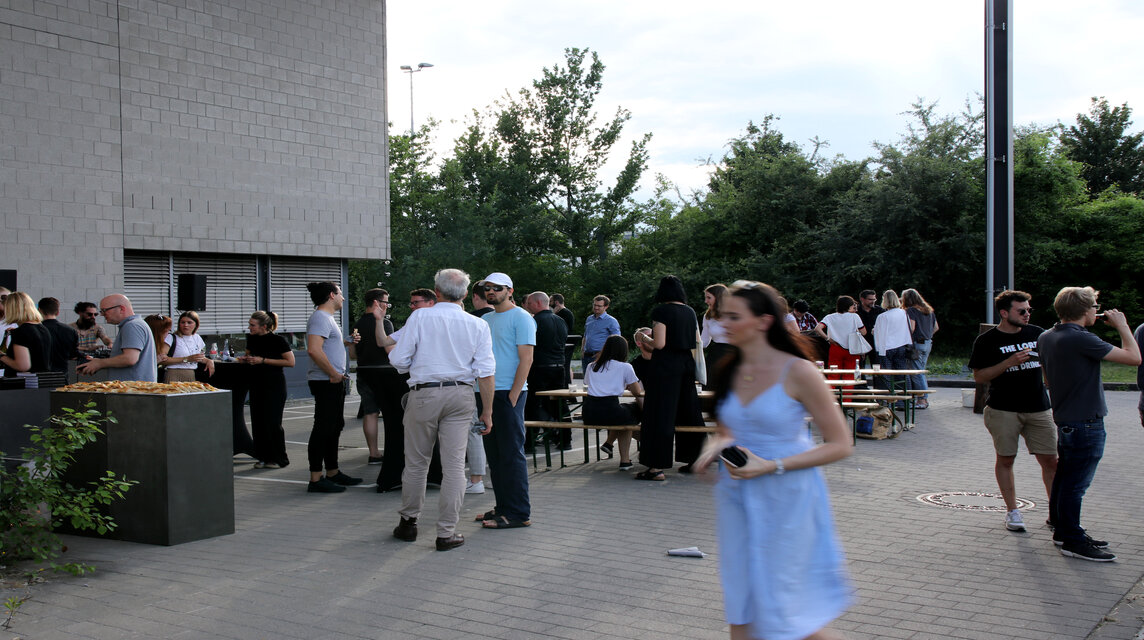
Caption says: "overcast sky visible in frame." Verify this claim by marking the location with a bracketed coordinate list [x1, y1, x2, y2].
[385, 1, 1144, 198]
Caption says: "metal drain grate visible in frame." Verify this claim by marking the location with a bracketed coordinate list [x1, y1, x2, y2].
[916, 491, 1035, 512]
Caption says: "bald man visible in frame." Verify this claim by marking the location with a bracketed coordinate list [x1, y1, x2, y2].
[76, 294, 157, 381]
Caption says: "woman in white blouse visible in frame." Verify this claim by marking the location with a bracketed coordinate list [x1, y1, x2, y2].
[872, 290, 913, 390]
[702, 283, 732, 377]
[163, 311, 214, 382]
[585, 334, 644, 469]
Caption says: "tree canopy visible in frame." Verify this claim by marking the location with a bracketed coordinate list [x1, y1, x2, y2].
[351, 50, 1144, 355]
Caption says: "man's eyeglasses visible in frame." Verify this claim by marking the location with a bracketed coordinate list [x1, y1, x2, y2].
[1013, 308, 1032, 316]
[483, 285, 505, 293]
[99, 304, 123, 314]
[409, 299, 430, 308]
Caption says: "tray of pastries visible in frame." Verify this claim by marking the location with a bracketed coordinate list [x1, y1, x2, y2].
[56, 380, 221, 395]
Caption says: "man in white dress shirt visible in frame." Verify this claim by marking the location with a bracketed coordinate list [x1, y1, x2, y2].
[387, 268, 495, 551]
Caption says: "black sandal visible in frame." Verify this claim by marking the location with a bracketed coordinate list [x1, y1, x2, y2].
[634, 470, 665, 481]
[482, 515, 531, 529]
[474, 509, 497, 522]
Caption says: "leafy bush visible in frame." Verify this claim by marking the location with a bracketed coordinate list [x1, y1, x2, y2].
[0, 403, 137, 575]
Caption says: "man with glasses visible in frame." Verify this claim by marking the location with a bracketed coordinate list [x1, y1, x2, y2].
[969, 290, 1057, 535]
[477, 272, 536, 530]
[1038, 286, 1140, 561]
[70, 301, 113, 357]
[581, 295, 619, 373]
[855, 289, 883, 368]
[75, 294, 157, 382]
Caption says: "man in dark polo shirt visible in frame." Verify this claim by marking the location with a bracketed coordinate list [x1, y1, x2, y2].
[525, 291, 569, 448]
[37, 297, 80, 375]
[855, 289, 883, 369]
[1039, 286, 1140, 562]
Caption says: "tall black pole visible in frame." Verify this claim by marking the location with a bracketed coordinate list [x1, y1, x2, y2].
[984, 0, 1014, 323]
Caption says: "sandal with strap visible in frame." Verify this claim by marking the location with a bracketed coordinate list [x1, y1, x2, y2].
[634, 470, 665, 481]
[474, 509, 497, 522]
[482, 515, 531, 529]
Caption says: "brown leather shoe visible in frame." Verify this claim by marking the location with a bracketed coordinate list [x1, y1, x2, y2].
[435, 533, 464, 551]
[393, 517, 417, 542]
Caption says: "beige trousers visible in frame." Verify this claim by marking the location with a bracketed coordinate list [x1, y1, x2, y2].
[399, 384, 474, 537]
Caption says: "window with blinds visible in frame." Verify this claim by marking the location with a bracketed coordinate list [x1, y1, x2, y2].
[268, 257, 344, 333]
[171, 254, 258, 335]
[123, 252, 172, 318]
[123, 251, 258, 335]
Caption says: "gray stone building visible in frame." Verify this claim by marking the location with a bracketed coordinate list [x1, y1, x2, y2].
[1, 0, 390, 337]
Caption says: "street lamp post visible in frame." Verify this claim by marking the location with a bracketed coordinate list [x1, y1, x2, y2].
[399, 62, 434, 136]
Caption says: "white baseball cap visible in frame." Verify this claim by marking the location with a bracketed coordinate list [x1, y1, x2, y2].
[482, 272, 513, 288]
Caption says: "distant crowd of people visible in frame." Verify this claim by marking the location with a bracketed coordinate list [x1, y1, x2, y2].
[7, 275, 1143, 639]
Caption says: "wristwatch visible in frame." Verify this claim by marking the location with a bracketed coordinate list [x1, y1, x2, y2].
[772, 458, 785, 475]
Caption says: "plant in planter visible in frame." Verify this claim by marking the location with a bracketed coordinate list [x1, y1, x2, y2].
[1, 403, 137, 575]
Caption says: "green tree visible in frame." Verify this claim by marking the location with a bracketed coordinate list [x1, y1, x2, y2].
[470, 47, 651, 269]
[1061, 97, 1144, 196]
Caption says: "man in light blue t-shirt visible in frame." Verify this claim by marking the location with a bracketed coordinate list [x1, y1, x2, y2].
[477, 272, 536, 530]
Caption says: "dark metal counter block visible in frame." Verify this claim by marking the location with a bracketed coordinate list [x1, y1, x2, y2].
[51, 390, 235, 546]
[0, 388, 53, 464]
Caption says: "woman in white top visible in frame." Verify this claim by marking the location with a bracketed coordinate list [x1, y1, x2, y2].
[702, 284, 732, 383]
[872, 290, 912, 390]
[163, 311, 214, 382]
[584, 334, 644, 469]
[813, 295, 866, 376]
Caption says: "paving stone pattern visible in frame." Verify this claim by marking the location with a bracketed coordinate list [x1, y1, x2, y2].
[4, 388, 1144, 639]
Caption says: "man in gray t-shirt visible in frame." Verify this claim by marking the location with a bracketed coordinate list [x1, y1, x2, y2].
[76, 294, 156, 382]
[1038, 286, 1140, 562]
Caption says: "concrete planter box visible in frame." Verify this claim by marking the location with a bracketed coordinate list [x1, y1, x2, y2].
[52, 390, 234, 546]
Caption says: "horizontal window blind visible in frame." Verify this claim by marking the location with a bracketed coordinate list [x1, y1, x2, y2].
[172, 254, 258, 335]
[268, 257, 343, 333]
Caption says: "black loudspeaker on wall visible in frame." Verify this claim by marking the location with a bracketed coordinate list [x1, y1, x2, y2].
[177, 274, 207, 311]
[0, 270, 16, 291]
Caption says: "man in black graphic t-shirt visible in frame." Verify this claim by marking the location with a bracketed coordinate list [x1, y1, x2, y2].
[968, 290, 1056, 534]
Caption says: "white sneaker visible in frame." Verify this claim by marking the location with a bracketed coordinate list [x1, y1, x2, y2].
[1004, 510, 1026, 532]
[465, 481, 485, 494]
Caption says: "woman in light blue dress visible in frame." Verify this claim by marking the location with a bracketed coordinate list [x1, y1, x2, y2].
[697, 281, 854, 640]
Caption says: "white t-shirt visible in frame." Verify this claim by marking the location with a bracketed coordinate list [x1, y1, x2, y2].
[819, 312, 863, 346]
[164, 333, 205, 369]
[585, 360, 640, 397]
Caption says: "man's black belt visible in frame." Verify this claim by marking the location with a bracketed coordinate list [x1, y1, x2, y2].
[412, 380, 471, 390]
[536, 363, 565, 368]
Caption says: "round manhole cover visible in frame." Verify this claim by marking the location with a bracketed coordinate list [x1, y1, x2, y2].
[916, 491, 1035, 512]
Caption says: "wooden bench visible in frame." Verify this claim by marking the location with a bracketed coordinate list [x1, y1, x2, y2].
[523, 420, 717, 469]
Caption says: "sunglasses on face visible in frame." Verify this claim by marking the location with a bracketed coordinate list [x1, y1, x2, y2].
[1013, 308, 1032, 316]
[483, 285, 505, 292]
[99, 304, 123, 314]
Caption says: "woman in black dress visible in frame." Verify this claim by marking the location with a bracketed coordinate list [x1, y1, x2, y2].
[637, 276, 706, 480]
[1, 292, 51, 374]
[240, 311, 295, 469]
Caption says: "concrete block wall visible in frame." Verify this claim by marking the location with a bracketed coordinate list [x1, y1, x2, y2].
[1, 0, 389, 320]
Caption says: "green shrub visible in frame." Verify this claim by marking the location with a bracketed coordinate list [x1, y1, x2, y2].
[0, 403, 137, 575]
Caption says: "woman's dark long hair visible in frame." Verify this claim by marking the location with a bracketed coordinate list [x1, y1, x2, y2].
[712, 281, 814, 417]
[653, 275, 687, 304]
[592, 334, 630, 373]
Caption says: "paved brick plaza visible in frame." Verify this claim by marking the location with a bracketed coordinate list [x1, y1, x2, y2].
[4, 388, 1144, 639]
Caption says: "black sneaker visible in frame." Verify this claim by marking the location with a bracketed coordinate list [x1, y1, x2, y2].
[368, 456, 384, 465]
[1054, 533, 1109, 549]
[1059, 541, 1116, 562]
[308, 477, 346, 493]
[327, 472, 363, 486]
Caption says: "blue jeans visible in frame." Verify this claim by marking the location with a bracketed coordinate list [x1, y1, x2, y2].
[1049, 419, 1105, 543]
[479, 390, 530, 522]
[908, 340, 931, 391]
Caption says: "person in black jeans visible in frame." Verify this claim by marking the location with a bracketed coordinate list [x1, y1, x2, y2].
[304, 281, 362, 494]
[523, 292, 569, 449]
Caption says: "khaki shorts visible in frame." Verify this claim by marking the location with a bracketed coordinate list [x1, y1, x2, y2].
[984, 407, 1057, 456]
